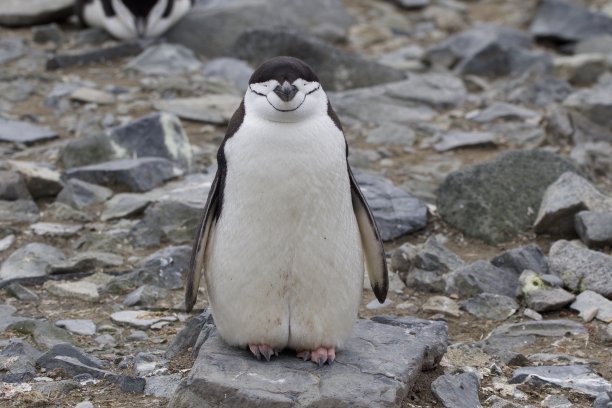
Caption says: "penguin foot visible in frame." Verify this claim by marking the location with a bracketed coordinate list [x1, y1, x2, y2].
[248, 344, 277, 361]
[296, 347, 335, 367]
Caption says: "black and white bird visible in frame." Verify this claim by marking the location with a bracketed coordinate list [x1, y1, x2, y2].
[185, 56, 388, 366]
[75, 0, 193, 40]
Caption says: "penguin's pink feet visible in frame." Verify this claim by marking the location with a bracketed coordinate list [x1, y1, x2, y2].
[296, 347, 335, 366]
[248, 344, 278, 361]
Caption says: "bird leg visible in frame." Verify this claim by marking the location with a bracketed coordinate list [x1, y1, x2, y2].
[296, 347, 335, 366]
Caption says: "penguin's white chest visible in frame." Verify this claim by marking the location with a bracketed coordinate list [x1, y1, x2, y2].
[205, 116, 364, 350]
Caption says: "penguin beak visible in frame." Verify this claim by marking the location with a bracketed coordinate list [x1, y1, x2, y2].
[273, 81, 299, 102]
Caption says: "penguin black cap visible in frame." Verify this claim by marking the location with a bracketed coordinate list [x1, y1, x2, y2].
[249, 56, 320, 85]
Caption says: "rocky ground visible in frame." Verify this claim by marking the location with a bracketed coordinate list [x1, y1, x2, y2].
[1, 0, 612, 407]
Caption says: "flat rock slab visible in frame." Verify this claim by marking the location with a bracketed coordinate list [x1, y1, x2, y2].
[0, 119, 58, 144]
[170, 318, 448, 407]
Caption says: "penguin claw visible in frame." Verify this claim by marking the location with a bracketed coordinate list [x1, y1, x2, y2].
[249, 344, 276, 362]
[299, 347, 335, 367]
[249, 344, 261, 360]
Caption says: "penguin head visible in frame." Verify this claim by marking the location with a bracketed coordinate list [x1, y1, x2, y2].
[245, 57, 327, 123]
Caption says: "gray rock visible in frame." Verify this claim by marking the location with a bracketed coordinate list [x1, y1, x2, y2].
[5, 283, 39, 302]
[130, 198, 201, 246]
[433, 132, 497, 152]
[490, 319, 586, 339]
[541, 394, 574, 408]
[55, 319, 96, 336]
[127, 330, 149, 342]
[0, 338, 42, 383]
[484, 396, 523, 408]
[570, 290, 612, 323]
[100, 193, 153, 221]
[570, 142, 612, 178]
[594, 392, 612, 408]
[554, 54, 608, 86]
[0, 0, 73, 27]
[0, 171, 31, 200]
[469, 102, 541, 124]
[125, 44, 202, 75]
[530, 0, 612, 43]
[0, 304, 33, 333]
[0, 234, 15, 252]
[202, 58, 253, 92]
[392, 236, 464, 292]
[36, 343, 106, 377]
[366, 124, 416, 147]
[0, 38, 25, 64]
[44, 280, 100, 302]
[117, 246, 192, 291]
[460, 293, 518, 321]
[110, 311, 176, 329]
[575, 34, 612, 54]
[422, 296, 462, 317]
[154, 94, 241, 125]
[498, 64, 573, 108]
[166, 0, 354, 59]
[169, 317, 447, 408]
[46, 202, 92, 223]
[70, 88, 115, 105]
[116, 375, 146, 393]
[425, 24, 543, 78]
[431, 371, 481, 408]
[32, 23, 65, 46]
[6, 320, 72, 350]
[575, 211, 612, 248]
[510, 365, 612, 397]
[0, 243, 65, 281]
[49, 251, 124, 274]
[445, 260, 518, 298]
[0, 199, 40, 223]
[353, 171, 427, 241]
[30, 222, 83, 237]
[0, 118, 58, 144]
[437, 150, 579, 244]
[95, 334, 116, 347]
[61, 112, 193, 171]
[64, 158, 183, 193]
[535, 172, 612, 236]
[124, 285, 169, 307]
[549, 240, 612, 298]
[519, 270, 576, 312]
[145, 374, 183, 398]
[393, 0, 429, 9]
[491, 244, 549, 276]
[166, 310, 215, 359]
[75, 402, 94, 408]
[56, 178, 113, 209]
[233, 29, 405, 91]
[563, 83, 612, 130]
[7, 160, 63, 199]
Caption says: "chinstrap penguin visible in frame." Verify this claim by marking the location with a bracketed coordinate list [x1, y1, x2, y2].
[75, 0, 193, 40]
[185, 56, 388, 366]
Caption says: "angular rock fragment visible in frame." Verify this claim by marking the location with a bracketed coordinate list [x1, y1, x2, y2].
[125, 44, 202, 76]
[519, 270, 575, 312]
[56, 178, 113, 209]
[511, 365, 612, 397]
[154, 95, 241, 125]
[0, 119, 58, 145]
[445, 260, 518, 298]
[570, 290, 612, 323]
[0, 243, 65, 281]
[460, 293, 518, 321]
[575, 211, 612, 248]
[431, 371, 481, 408]
[491, 244, 548, 276]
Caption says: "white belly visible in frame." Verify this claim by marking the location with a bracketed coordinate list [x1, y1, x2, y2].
[205, 116, 363, 350]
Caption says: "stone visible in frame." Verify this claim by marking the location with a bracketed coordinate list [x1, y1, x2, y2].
[437, 150, 579, 244]
[0, 171, 31, 200]
[166, 0, 354, 59]
[32, 23, 65, 46]
[468, 102, 541, 124]
[460, 293, 518, 321]
[530, 0, 612, 43]
[5, 283, 39, 302]
[393, 0, 429, 9]
[0, 243, 65, 281]
[100, 193, 153, 221]
[6, 320, 73, 350]
[50, 251, 124, 274]
[202, 58, 253, 92]
[46, 202, 92, 223]
[123, 285, 169, 307]
[519, 270, 575, 312]
[523, 308, 543, 321]
[127, 330, 149, 342]
[425, 24, 541, 78]
[61, 112, 193, 171]
[0, 234, 15, 252]
[570, 142, 612, 178]
[165, 310, 215, 359]
[549, 240, 612, 298]
[563, 83, 612, 130]
[169, 317, 447, 407]
[366, 298, 393, 309]
[534, 172, 612, 236]
[7, 161, 63, 199]
[36, 343, 107, 378]
[125, 44, 202, 75]
[47, 42, 145, 71]
[366, 124, 416, 147]
[392, 236, 464, 292]
[64, 158, 183, 193]
[570, 290, 612, 323]
[154, 94, 241, 125]
[95, 334, 116, 347]
[431, 371, 481, 408]
[0, 38, 25, 64]
[111, 311, 176, 329]
[0, 119, 58, 144]
[576, 35, 612, 54]
[56, 179, 113, 210]
[433, 132, 497, 152]
[575, 211, 612, 248]
[116, 376, 146, 393]
[0, 199, 40, 223]
[116, 246, 192, 291]
[233, 29, 405, 91]
[145, 374, 182, 398]
[510, 365, 612, 397]
[490, 319, 586, 339]
[70, 88, 115, 105]
[491, 245, 548, 276]
[553, 54, 608, 86]
[55, 319, 96, 336]
[0, 338, 42, 383]
[30, 223, 81, 239]
[541, 395, 573, 408]
[422, 296, 462, 317]
[0, 304, 33, 333]
[43, 280, 100, 302]
[0, 0, 73, 27]
[75, 402, 94, 408]
[445, 260, 518, 298]
[594, 392, 612, 408]
[353, 171, 427, 241]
